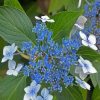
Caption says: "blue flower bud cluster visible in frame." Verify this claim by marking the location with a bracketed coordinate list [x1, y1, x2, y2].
[83, 0, 100, 49]
[21, 22, 81, 92]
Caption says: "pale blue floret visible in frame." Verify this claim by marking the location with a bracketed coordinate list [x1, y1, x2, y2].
[1, 43, 17, 63]
[75, 77, 90, 90]
[6, 60, 23, 76]
[36, 88, 53, 100]
[24, 80, 41, 100]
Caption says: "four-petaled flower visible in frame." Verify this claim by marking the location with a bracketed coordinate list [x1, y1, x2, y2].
[35, 15, 55, 23]
[79, 31, 98, 50]
[24, 80, 41, 100]
[36, 88, 53, 100]
[6, 60, 23, 76]
[1, 43, 17, 63]
[75, 56, 97, 80]
[75, 77, 90, 90]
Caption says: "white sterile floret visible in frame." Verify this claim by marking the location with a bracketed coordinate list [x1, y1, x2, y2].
[75, 77, 90, 90]
[24, 80, 41, 100]
[79, 31, 98, 50]
[75, 16, 87, 30]
[35, 15, 55, 23]
[1, 43, 17, 63]
[75, 56, 97, 80]
[36, 88, 53, 100]
[6, 60, 23, 76]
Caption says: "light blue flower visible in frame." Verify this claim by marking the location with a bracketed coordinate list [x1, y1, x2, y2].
[79, 31, 98, 50]
[75, 56, 97, 80]
[6, 60, 23, 76]
[24, 80, 41, 100]
[75, 77, 90, 90]
[36, 88, 53, 100]
[1, 43, 17, 63]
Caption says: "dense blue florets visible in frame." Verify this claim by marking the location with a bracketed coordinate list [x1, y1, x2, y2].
[21, 22, 80, 92]
[83, 0, 100, 49]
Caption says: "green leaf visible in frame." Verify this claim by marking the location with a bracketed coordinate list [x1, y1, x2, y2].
[4, 0, 24, 12]
[53, 86, 83, 100]
[48, 0, 65, 13]
[47, 11, 81, 42]
[92, 86, 100, 100]
[77, 46, 100, 62]
[90, 61, 100, 88]
[48, 0, 86, 13]
[0, 75, 26, 100]
[0, 6, 36, 47]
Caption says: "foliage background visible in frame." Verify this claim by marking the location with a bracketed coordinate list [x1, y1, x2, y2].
[0, 0, 100, 100]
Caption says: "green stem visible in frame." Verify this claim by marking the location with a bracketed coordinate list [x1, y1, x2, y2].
[17, 50, 30, 60]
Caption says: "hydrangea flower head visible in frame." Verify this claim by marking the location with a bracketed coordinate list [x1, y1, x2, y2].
[1, 43, 17, 63]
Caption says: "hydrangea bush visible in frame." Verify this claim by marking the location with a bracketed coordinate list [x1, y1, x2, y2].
[0, 0, 100, 100]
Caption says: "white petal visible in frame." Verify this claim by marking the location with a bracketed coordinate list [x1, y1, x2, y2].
[75, 24, 84, 30]
[24, 86, 31, 93]
[75, 66, 82, 74]
[41, 15, 50, 20]
[13, 70, 18, 76]
[15, 64, 23, 72]
[88, 35, 96, 44]
[47, 94, 53, 100]
[82, 40, 89, 46]
[1, 57, 8, 63]
[83, 81, 90, 90]
[88, 44, 98, 50]
[78, 0, 82, 8]
[75, 77, 90, 90]
[79, 71, 88, 80]
[31, 95, 37, 100]
[3, 46, 11, 56]
[85, 60, 97, 73]
[8, 60, 16, 70]
[78, 59, 85, 68]
[6, 70, 14, 75]
[36, 96, 43, 100]
[47, 19, 55, 23]
[31, 80, 37, 87]
[11, 43, 17, 53]
[35, 16, 41, 20]
[75, 16, 87, 30]
[35, 84, 41, 93]
[82, 66, 88, 73]
[24, 94, 31, 100]
[41, 88, 49, 98]
[79, 31, 87, 40]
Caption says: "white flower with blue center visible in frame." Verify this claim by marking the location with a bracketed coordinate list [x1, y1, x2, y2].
[35, 15, 55, 23]
[6, 60, 23, 76]
[36, 88, 53, 100]
[79, 31, 98, 50]
[75, 56, 97, 80]
[24, 80, 41, 100]
[75, 16, 87, 30]
[1, 43, 17, 63]
[75, 77, 90, 90]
